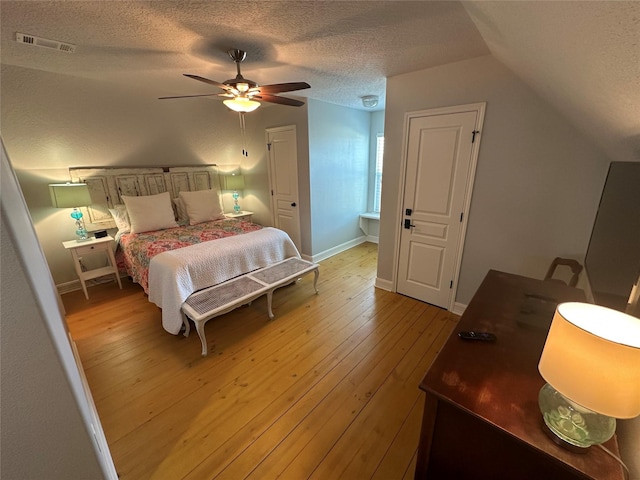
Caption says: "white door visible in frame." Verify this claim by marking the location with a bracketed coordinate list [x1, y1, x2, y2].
[266, 125, 302, 250]
[396, 104, 485, 310]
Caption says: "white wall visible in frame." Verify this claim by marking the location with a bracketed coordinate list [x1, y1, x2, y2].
[243, 102, 311, 254]
[379, 54, 639, 478]
[307, 99, 371, 255]
[1, 62, 376, 283]
[1, 61, 376, 281]
[1, 141, 111, 479]
[0, 63, 304, 281]
[379, 55, 610, 305]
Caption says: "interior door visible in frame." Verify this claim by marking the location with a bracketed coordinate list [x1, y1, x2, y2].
[266, 125, 302, 250]
[396, 105, 484, 309]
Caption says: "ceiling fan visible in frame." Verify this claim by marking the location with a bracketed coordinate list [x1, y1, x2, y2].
[159, 49, 311, 113]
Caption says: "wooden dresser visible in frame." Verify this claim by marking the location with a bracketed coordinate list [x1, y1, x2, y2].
[415, 270, 625, 480]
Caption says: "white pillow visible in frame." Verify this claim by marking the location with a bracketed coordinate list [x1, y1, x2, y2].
[108, 204, 131, 234]
[122, 192, 178, 234]
[179, 189, 225, 225]
[172, 197, 189, 223]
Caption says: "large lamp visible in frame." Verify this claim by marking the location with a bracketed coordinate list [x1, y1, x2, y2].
[221, 174, 245, 213]
[49, 183, 93, 241]
[538, 302, 640, 451]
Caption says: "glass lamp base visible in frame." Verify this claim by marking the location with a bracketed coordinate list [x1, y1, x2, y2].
[232, 191, 241, 213]
[71, 208, 89, 241]
[538, 383, 616, 450]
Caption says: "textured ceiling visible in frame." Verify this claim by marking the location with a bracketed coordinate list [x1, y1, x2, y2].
[0, 1, 489, 111]
[1, 1, 638, 161]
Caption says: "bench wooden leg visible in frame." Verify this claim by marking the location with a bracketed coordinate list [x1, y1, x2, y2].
[194, 320, 209, 356]
[313, 268, 319, 294]
[182, 312, 191, 338]
[266, 290, 275, 320]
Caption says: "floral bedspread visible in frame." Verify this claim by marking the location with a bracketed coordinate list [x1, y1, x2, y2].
[115, 219, 262, 293]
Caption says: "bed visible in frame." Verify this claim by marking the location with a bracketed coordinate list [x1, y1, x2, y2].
[69, 165, 300, 334]
[115, 218, 263, 294]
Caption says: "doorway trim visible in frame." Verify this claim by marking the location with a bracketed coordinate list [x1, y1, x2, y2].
[392, 102, 486, 312]
[265, 124, 302, 252]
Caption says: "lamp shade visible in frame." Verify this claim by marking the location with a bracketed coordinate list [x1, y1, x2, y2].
[221, 174, 245, 191]
[223, 97, 260, 113]
[49, 183, 92, 208]
[538, 302, 640, 419]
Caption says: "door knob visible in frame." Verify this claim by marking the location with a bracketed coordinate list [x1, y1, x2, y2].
[404, 219, 415, 229]
[291, 202, 297, 207]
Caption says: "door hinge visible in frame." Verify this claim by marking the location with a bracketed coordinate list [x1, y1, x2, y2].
[450, 280, 453, 289]
[460, 212, 464, 222]
[267, 143, 272, 151]
[271, 189, 274, 196]
[472, 130, 480, 143]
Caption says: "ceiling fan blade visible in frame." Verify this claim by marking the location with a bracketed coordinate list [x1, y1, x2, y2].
[255, 94, 305, 107]
[256, 82, 311, 94]
[158, 93, 222, 100]
[183, 74, 234, 93]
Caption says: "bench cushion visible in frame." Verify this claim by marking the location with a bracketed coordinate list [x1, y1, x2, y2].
[183, 276, 266, 322]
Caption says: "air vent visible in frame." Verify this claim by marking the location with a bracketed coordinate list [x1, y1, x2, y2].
[16, 32, 75, 53]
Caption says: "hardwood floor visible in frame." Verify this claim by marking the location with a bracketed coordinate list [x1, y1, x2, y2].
[64, 242, 459, 480]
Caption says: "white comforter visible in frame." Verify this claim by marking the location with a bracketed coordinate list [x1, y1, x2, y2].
[148, 227, 300, 334]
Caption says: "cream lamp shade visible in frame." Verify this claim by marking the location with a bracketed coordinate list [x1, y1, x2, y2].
[49, 183, 93, 240]
[539, 302, 640, 419]
[221, 174, 245, 191]
[49, 183, 92, 208]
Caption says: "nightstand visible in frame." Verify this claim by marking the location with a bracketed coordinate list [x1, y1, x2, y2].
[224, 211, 254, 222]
[62, 236, 122, 299]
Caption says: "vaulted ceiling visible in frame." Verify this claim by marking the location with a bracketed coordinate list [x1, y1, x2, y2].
[1, 1, 638, 162]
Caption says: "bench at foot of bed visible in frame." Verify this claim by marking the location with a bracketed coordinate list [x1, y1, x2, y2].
[181, 257, 319, 356]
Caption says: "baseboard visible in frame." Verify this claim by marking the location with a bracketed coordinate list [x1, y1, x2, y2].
[372, 281, 466, 315]
[365, 235, 379, 244]
[452, 301, 467, 316]
[375, 277, 393, 291]
[56, 275, 124, 296]
[57, 279, 81, 295]
[310, 236, 368, 263]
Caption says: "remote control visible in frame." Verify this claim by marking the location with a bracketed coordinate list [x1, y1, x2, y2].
[458, 331, 497, 342]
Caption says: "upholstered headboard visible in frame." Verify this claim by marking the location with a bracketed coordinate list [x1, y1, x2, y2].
[69, 165, 222, 231]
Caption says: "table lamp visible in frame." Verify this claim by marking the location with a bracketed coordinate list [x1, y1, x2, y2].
[222, 174, 245, 214]
[49, 182, 93, 241]
[538, 302, 640, 451]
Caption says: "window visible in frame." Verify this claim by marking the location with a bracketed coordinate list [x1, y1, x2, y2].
[373, 134, 384, 213]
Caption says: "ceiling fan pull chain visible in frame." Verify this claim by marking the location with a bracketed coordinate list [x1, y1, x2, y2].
[239, 112, 249, 157]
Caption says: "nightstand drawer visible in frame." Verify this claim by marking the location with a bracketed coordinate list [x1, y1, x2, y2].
[75, 243, 108, 255]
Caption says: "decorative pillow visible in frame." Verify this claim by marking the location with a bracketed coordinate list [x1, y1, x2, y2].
[179, 189, 225, 225]
[172, 197, 189, 223]
[121, 192, 178, 234]
[108, 204, 131, 234]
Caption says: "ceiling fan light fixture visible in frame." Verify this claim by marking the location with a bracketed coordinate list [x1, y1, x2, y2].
[223, 97, 260, 113]
[236, 82, 250, 93]
[361, 95, 379, 108]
